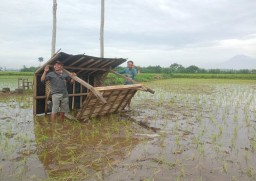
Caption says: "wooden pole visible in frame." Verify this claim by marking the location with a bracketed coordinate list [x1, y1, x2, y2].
[100, 0, 104, 58]
[51, 0, 57, 56]
[62, 68, 107, 104]
[72, 82, 75, 110]
[33, 75, 37, 115]
[109, 70, 155, 94]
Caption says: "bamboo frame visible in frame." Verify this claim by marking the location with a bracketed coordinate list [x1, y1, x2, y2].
[62, 68, 107, 104]
[33, 75, 37, 115]
[33, 51, 154, 120]
[109, 70, 155, 94]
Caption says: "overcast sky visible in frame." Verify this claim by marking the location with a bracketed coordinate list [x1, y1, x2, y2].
[0, 0, 256, 69]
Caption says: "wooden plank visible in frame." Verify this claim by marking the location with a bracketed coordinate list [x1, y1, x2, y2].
[34, 93, 88, 99]
[81, 90, 122, 119]
[119, 90, 137, 111]
[109, 70, 155, 94]
[48, 65, 107, 71]
[95, 84, 143, 91]
[88, 60, 116, 75]
[33, 75, 37, 115]
[114, 89, 131, 112]
[92, 91, 115, 116]
[87, 91, 105, 117]
[80, 83, 83, 107]
[62, 68, 107, 104]
[65, 113, 78, 121]
[76, 93, 93, 119]
[86, 59, 102, 68]
[76, 59, 95, 74]
[106, 90, 123, 113]
[69, 56, 85, 66]
[76, 85, 139, 119]
[72, 81, 75, 110]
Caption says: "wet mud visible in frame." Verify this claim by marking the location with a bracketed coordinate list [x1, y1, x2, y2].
[1, 79, 256, 180]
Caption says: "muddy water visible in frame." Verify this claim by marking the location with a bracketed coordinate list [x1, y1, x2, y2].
[102, 79, 256, 181]
[0, 94, 150, 180]
[1, 79, 256, 180]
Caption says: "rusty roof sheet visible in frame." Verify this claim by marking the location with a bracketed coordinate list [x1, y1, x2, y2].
[35, 52, 126, 75]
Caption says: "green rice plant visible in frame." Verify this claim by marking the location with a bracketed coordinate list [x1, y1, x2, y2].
[233, 114, 238, 124]
[175, 135, 180, 147]
[222, 161, 228, 173]
[211, 133, 218, 143]
[244, 149, 249, 162]
[209, 115, 217, 127]
[218, 125, 223, 137]
[245, 167, 256, 178]
[231, 176, 239, 181]
[233, 126, 238, 138]
[199, 143, 205, 156]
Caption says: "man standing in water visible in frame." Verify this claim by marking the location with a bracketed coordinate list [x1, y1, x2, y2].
[119, 60, 137, 109]
[41, 61, 76, 121]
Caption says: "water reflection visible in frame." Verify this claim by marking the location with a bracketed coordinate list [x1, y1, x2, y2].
[0, 92, 143, 181]
[34, 115, 141, 180]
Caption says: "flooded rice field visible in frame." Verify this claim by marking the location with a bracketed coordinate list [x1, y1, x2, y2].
[1, 78, 256, 181]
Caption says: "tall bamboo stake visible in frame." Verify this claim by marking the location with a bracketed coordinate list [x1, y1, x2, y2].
[51, 0, 57, 56]
[100, 0, 105, 58]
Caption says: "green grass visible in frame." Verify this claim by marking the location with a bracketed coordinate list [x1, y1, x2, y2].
[104, 73, 172, 85]
[1, 72, 256, 89]
[172, 73, 256, 80]
[0, 71, 34, 76]
[0, 74, 33, 90]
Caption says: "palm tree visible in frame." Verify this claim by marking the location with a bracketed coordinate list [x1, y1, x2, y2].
[51, 0, 57, 56]
[100, 0, 104, 58]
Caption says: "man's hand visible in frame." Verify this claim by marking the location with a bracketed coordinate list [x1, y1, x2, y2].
[41, 65, 49, 82]
[70, 72, 76, 84]
[70, 72, 77, 77]
[44, 65, 49, 72]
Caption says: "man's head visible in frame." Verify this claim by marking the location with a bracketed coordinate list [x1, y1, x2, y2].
[127, 60, 134, 69]
[54, 61, 63, 71]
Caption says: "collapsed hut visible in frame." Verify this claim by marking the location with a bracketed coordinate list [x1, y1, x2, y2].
[33, 52, 154, 121]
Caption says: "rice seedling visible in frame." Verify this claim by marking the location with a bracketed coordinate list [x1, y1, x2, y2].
[222, 161, 228, 173]
[2, 77, 256, 180]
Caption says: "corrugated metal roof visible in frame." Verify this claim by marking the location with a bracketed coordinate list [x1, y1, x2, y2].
[35, 52, 126, 75]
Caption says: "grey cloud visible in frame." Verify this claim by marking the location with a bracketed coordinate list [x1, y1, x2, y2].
[0, 0, 255, 68]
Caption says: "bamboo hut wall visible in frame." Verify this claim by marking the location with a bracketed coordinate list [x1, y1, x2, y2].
[34, 74, 90, 114]
[33, 52, 127, 116]
[76, 84, 143, 120]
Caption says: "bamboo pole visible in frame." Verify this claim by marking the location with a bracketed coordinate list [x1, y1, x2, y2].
[51, 0, 57, 56]
[100, 0, 104, 58]
[33, 75, 37, 115]
[62, 68, 107, 104]
[109, 70, 155, 94]
[80, 82, 83, 107]
[35, 49, 61, 74]
[72, 81, 75, 110]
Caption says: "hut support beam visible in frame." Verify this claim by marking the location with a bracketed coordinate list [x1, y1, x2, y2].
[62, 68, 107, 104]
[109, 70, 155, 94]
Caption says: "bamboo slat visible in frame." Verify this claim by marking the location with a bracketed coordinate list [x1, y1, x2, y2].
[109, 70, 155, 94]
[76, 86, 139, 119]
[62, 68, 107, 104]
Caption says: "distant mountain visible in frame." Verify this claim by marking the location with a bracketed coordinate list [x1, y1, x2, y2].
[217, 55, 256, 70]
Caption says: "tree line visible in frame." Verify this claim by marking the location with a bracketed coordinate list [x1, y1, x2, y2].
[19, 63, 256, 74]
[134, 63, 256, 74]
